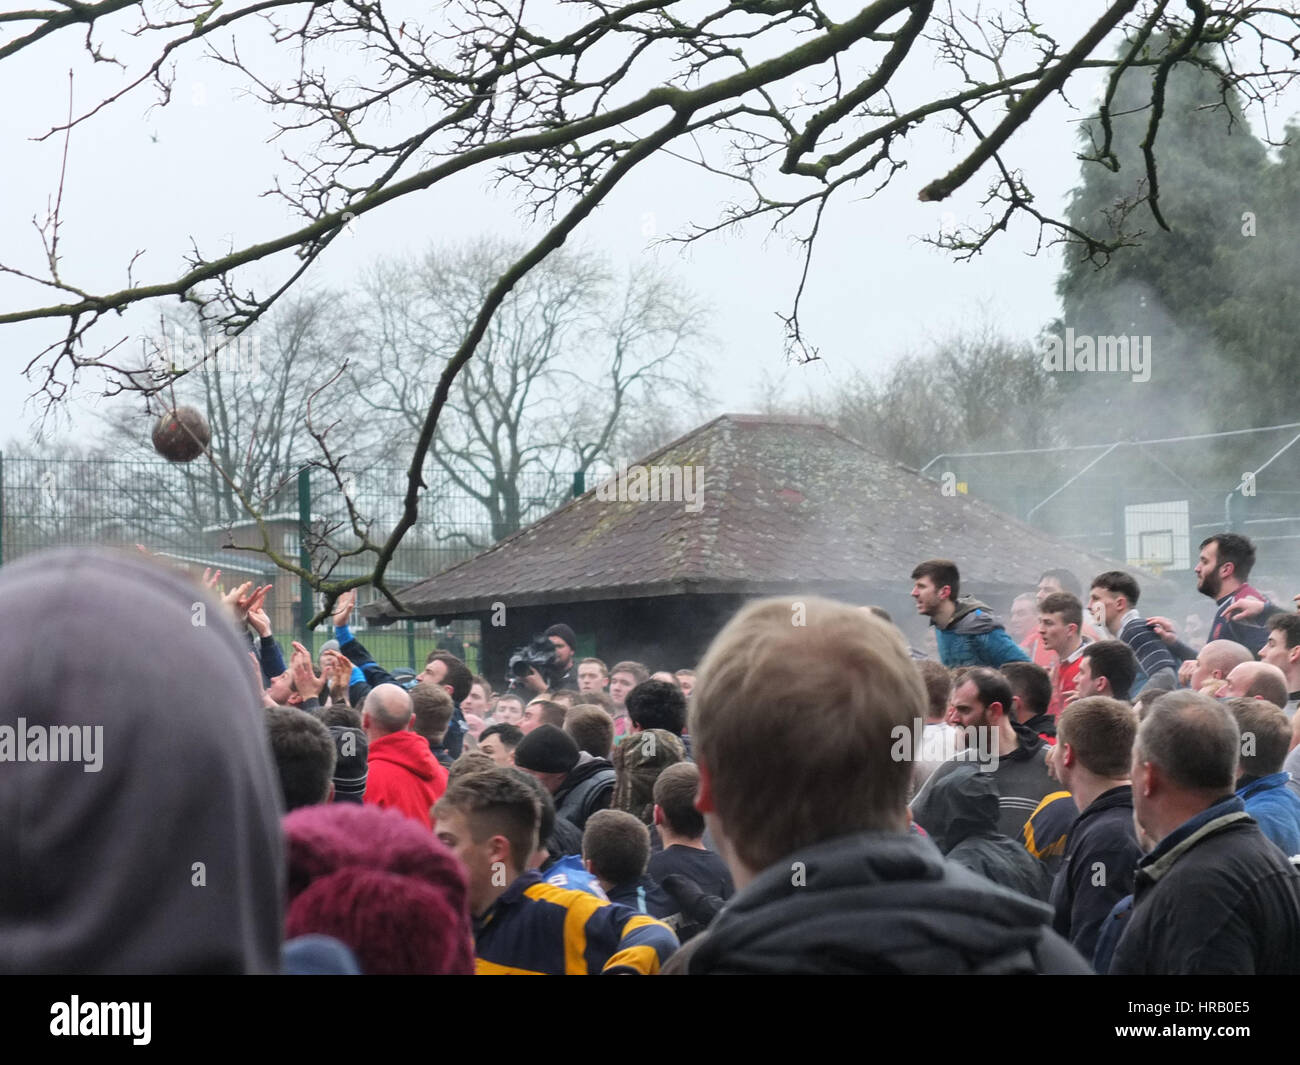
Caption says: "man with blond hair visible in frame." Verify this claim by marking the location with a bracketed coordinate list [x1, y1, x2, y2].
[662, 596, 1088, 974]
[577, 657, 610, 694]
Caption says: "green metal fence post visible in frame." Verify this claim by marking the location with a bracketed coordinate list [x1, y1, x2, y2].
[406, 618, 417, 671]
[572, 470, 585, 498]
[298, 466, 313, 651]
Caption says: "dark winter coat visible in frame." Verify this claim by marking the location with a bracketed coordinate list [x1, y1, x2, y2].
[925, 763, 1052, 901]
[554, 755, 616, 831]
[1110, 796, 1300, 975]
[1049, 785, 1142, 964]
[0, 548, 284, 973]
[662, 829, 1090, 974]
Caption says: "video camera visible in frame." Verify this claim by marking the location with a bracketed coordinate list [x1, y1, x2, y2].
[506, 636, 558, 692]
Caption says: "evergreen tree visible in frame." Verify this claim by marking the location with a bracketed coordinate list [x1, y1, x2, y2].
[1055, 35, 1271, 463]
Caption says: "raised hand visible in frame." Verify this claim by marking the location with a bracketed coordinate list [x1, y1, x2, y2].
[247, 595, 273, 638]
[328, 651, 354, 703]
[221, 580, 252, 613]
[290, 640, 326, 698]
[333, 588, 356, 628]
[237, 583, 272, 619]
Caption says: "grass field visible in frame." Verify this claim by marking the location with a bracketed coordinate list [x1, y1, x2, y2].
[293, 629, 481, 674]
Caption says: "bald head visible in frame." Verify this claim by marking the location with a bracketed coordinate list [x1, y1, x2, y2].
[362, 683, 414, 737]
[1190, 640, 1255, 692]
[1221, 661, 1290, 709]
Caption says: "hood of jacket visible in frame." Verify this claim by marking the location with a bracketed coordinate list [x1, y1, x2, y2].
[555, 755, 615, 804]
[0, 548, 284, 974]
[368, 730, 439, 782]
[924, 764, 1001, 853]
[613, 729, 686, 822]
[686, 830, 1067, 974]
[940, 597, 1003, 635]
[1021, 713, 1056, 740]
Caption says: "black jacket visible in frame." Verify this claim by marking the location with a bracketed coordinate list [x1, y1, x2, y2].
[1049, 785, 1141, 964]
[926, 763, 1052, 901]
[1111, 796, 1300, 974]
[554, 756, 615, 831]
[1021, 713, 1056, 742]
[912, 732, 1056, 842]
[547, 660, 578, 692]
[542, 816, 583, 866]
[606, 875, 676, 919]
[663, 830, 1090, 974]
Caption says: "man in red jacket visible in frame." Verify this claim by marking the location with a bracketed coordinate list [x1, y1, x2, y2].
[363, 683, 448, 828]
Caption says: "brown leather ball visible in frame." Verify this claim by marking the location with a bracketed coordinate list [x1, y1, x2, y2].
[151, 406, 211, 463]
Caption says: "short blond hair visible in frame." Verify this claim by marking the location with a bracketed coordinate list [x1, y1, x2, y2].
[411, 682, 455, 743]
[1057, 696, 1136, 779]
[1225, 697, 1291, 777]
[691, 596, 924, 872]
[565, 703, 614, 759]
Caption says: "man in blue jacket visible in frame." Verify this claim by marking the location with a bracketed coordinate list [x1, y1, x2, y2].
[1226, 696, 1300, 857]
[911, 559, 1029, 668]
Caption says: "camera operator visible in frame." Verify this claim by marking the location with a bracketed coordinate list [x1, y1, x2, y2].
[511, 624, 581, 695]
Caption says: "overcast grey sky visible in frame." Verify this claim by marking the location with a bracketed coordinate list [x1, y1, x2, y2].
[0, 4, 1291, 450]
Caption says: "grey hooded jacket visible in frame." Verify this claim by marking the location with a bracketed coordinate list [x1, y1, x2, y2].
[0, 548, 284, 974]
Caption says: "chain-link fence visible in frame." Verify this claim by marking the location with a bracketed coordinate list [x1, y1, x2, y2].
[922, 423, 1300, 593]
[0, 454, 586, 671]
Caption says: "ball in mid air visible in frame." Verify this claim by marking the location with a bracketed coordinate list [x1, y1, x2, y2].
[151, 406, 211, 463]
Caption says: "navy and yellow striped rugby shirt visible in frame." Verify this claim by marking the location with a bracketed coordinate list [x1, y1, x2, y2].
[475, 870, 679, 975]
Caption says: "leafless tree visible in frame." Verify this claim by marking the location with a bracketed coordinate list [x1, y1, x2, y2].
[2, 0, 1298, 616]
[349, 238, 709, 545]
[95, 290, 362, 534]
[754, 324, 1059, 469]
[828, 327, 1061, 469]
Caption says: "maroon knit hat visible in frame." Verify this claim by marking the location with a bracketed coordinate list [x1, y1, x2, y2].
[283, 803, 474, 975]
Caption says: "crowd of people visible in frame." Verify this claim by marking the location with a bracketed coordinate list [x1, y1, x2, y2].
[3, 529, 1299, 974]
